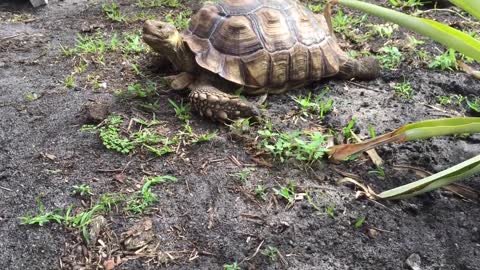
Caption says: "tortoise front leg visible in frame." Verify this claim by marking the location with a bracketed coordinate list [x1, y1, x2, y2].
[188, 83, 261, 122]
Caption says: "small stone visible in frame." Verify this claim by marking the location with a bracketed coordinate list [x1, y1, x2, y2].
[87, 215, 107, 246]
[30, 0, 48, 7]
[405, 253, 422, 270]
[103, 258, 116, 270]
[84, 102, 109, 123]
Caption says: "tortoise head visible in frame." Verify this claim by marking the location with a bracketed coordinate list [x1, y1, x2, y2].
[142, 20, 182, 53]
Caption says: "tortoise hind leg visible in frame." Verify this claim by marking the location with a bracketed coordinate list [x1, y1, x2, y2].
[337, 56, 381, 81]
[188, 83, 261, 122]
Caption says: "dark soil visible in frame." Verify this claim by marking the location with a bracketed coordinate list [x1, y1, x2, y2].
[1, 0, 479, 269]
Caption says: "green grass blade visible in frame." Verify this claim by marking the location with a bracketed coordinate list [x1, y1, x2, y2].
[378, 154, 480, 200]
[449, 0, 480, 19]
[337, 0, 480, 61]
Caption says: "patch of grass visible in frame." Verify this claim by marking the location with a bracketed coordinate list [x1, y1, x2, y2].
[393, 77, 413, 99]
[354, 216, 366, 229]
[102, 1, 125, 22]
[126, 175, 177, 214]
[137, 0, 181, 8]
[291, 88, 334, 119]
[368, 165, 385, 177]
[307, 1, 324, 13]
[64, 74, 76, 88]
[165, 10, 192, 30]
[123, 81, 157, 98]
[332, 9, 367, 34]
[466, 98, 480, 113]
[24, 92, 40, 102]
[325, 204, 335, 218]
[230, 168, 253, 184]
[122, 33, 145, 54]
[258, 129, 329, 164]
[388, 0, 423, 8]
[377, 46, 403, 69]
[261, 246, 280, 263]
[168, 99, 191, 122]
[72, 184, 93, 197]
[21, 193, 124, 243]
[98, 115, 135, 154]
[429, 48, 458, 71]
[20, 197, 65, 226]
[255, 185, 268, 201]
[371, 23, 397, 38]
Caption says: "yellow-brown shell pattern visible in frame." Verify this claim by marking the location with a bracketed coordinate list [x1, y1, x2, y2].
[183, 0, 346, 89]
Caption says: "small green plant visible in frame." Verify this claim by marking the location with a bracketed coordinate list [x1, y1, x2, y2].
[307, 2, 324, 12]
[368, 165, 386, 177]
[273, 181, 296, 206]
[223, 262, 241, 270]
[102, 2, 125, 22]
[230, 168, 253, 184]
[72, 184, 93, 197]
[24, 92, 40, 102]
[254, 185, 268, 201]
[126, 175, 177, 214]
[258, 129, 329, 164]
[354, 216, 366, 229]
[99, 115, 135, 154]
[168, 99, 191, 122]
[261, 246, 280, 263]
[368, 125, 376, 138]
[291, 88, 334, 119]
[466, 97, 480, 112]
[20, 197, 65, 226]
[125, 81, 156, 98]
[342, 117, 357, 140]
[294, 132, 329, 164]
[428, 48, 458, 71]
[377, 46, 403, 69]
[64, 74, 76, 88]
[371, 23, 397, 38]
[325, 204, 335, 218]
[393, 77, 413, 99]
[437, 95, 451, 105]
[122, 33, 145, 54]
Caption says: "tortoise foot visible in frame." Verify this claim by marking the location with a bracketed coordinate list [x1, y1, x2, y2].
[189, 84, 260, 122]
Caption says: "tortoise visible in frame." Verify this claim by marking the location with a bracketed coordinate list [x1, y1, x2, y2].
[142, 0, 380, 122]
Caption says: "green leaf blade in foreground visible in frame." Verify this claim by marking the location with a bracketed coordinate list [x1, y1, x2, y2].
[328, 117, 480, 161]
[399, 118, 480, 141]
[449, 0, 480, 20]
[337, 0, 480, 61]
[378, 154, 480, 200]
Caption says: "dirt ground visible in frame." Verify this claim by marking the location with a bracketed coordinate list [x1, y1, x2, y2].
[0, 0, 479, 269]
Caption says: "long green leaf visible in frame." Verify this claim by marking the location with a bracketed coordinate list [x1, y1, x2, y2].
[337, 0, 480, 61]
[449, 0, 480, 19]
[328, 117, 480, 161]
[378, 154, 480, 199]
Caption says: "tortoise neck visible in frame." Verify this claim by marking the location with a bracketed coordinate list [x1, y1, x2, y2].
[166, 34, 196, 73]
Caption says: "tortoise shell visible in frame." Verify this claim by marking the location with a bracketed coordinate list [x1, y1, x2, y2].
[183, 0, 346, 90]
